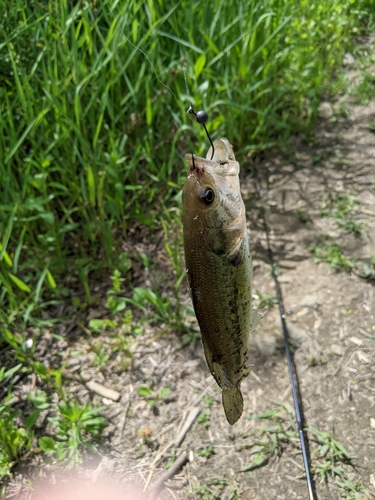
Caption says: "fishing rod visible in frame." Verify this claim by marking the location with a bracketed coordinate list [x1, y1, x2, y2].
[262, 213, 315, 500]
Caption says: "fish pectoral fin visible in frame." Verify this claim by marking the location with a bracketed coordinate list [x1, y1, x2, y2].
[222, 386, 243, 425]
[250, 307, 262, 331]
[243, 363, 254, 377]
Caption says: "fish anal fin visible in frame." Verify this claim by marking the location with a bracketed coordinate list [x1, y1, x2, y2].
[222, 386, 243, 425]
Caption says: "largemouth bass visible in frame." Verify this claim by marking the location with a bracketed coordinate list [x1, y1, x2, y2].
[182, 138, 261, 425]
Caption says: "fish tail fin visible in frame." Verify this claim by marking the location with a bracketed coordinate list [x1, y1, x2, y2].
[222, 386, 243, 425]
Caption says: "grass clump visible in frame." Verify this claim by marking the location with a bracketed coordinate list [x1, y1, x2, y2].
[320, 192, 362, 235]
[238, 403, 371, 498]
[309, 240, 355, 270]
[1, 0, 373, 295]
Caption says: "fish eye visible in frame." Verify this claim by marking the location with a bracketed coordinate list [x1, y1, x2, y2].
[198, 187, 215, 206]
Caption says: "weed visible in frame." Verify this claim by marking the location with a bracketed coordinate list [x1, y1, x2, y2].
[296, 210, 312, 223]
[308, 427, 352, 485]
[198, 411, 211, 428]
[137, 386, 171, 405]
[320, 192, 362, 235]
[198, 446, 215, 459]
[308, 355, 328, 368]
[265, 265, 280, 278]
[0, 397, 36, 478]
[253, 290, 278, 310]
[239, 404, 298, 471]
[194, 484, 217, 500]
[92, 347, 110, 371]
[128, 286, 192, 334]
[45, 401, 106, 467]
[203, 394, 214, 409]
[88, 318, 117, 333]
[238, 404, 367, 498]
[308, 241, 355, 270]
[349, 70, 375, 105]
[355, 259, 375, 279]
[105, 270, 127, 315]
[330, 103, 351, 122]
[335, 478, 372, 499]
[193, 478, 231, 500]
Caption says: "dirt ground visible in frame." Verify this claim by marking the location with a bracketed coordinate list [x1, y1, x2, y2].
[4, 50, 375, 499]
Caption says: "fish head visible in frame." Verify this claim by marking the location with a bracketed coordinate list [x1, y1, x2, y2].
[182, 138, 246, 257]
[183, 137, 245, 230]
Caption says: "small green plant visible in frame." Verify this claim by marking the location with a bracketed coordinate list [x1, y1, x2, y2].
[265, 265, 280, 278]
[335, 478, 372, 499]
[43, 401, 106, 467]
[92, 347, 110, 371]
[194, 484, 216, 500]
[106, 269, 127, 314]
[296, 210, 312, 223]
[137, 386, 171, 405]
[239, 404, 298, 471]
[308, 427, 352, 485]
[193, 478, 235, 500]
[308, 354, 328, 368]
[88, 318, 117, 333]
[198, 411, 211, 428]
[355, 257, 375, 279]
[128, 286, 192, 334]
[203, 394, 214, 408]
[197, 445, 215, 459]
[308, 241, 355, 270]
[253, 290, 278, 310]
[0, 400, 35, 478]
[320, 193, 361, 235]
[349, 70, 375, 104]
[330, 103, 351, 122]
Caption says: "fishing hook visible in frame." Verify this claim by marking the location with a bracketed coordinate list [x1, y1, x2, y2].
[191, 153, 196, 170]
[188, 107, 215, 160]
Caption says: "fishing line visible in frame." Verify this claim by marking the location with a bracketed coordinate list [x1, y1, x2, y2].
[262, 211, 316, 500]
[104, 0, 180, 104]
[171, 10, 215, 160]
[105, 0, 216, 161]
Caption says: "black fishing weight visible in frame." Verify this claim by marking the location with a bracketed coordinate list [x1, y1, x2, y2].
[188, 106, 215, 160]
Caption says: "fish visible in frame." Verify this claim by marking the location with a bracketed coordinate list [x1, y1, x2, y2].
[182, 137, 261, 425]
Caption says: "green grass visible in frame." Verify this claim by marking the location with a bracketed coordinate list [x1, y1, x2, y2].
[309, 241, 355, 270]
[320, 192, 362, 235]
[237, 403, 372, 498]
[309, 237, 375, 278]
[1, 0, 373, 314]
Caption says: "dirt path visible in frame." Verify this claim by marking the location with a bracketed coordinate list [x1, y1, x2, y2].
[6, 45, 375, 500]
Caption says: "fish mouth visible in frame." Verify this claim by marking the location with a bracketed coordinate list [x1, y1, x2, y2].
[206, 137, 235, 162]
[185, 138, 239, 181]
[185, 137, 235, 170]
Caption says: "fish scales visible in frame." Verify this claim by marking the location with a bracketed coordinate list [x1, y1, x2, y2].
[182, 138, 261, 425]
